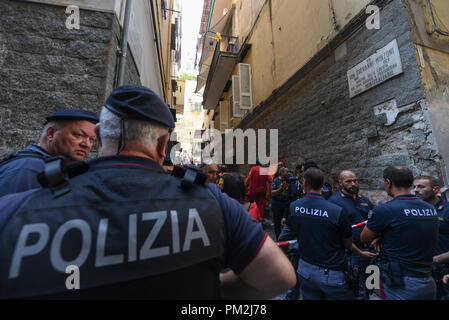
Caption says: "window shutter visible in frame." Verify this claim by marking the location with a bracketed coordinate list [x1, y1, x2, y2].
[238, 63, 252, 110]
[219, 100, 230, 132]
[231, 75, 244, 118]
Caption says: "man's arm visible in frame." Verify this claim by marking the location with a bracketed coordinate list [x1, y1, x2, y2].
[220, 236, 296, 299]
[434, 251, 449, 265]
[271, 181, 286, 196]
[343, 236, 353, 250]
[350, 243, 377, 259]
[360, 226, 381, 247]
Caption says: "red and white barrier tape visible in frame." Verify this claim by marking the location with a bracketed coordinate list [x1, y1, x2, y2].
[276, 240, 297, 247]
[351, 220, 367, 228]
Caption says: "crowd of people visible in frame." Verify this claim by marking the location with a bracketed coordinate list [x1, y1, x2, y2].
[201, 160, 449, 300]
[0, 84, 448, 301]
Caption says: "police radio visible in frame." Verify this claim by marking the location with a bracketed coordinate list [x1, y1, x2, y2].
[171, 165, 207, 189]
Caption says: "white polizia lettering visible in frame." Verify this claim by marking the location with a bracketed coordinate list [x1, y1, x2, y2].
[9, 223, 50, 279]
[295, 206, 329, 218]
[9, 209, 210, 278]
[50, 219, 92, 272]
[403, 208, 437, 217]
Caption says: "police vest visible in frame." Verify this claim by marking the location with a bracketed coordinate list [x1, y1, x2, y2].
[0, 150, 53, 167]
[0, 164, 226, 299]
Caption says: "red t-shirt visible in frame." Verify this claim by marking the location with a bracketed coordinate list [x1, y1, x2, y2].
[247, 166, 270, 196]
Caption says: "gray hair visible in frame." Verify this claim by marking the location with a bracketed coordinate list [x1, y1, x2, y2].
[39, 121, 63, 143]
[99, 107, 168, 152]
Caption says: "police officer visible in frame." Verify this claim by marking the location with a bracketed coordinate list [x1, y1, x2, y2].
[0, 85, 296, 299]
[361, 166, 439, 300]
[328, 170, 376, 299]
[287, 167, 354, 300]
[414, 175, 449, 299]
[0, 109, 99, 197]
[271, 167, 291, 240]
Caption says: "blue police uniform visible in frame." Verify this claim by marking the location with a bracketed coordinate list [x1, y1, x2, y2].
[288, 193, 354, 300]
[271, 177, 290, 240]
[0, 85, 268, 299]
[278, 224, 300, 300]
[0, 156, 267, 299]
[366, 195, 439, 300]
[289, 181, 303, 203]
[0, 110, 99, 197]
[0, 144, 52, 197]
[276, 180, 303, 300]
[328, 191, 374, 299]
[434, 198, 449, 299]
[321, 182, 333, 200]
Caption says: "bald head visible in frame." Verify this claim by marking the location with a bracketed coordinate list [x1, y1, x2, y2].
[339, 170, 356, 181]
[339, 170, 359, 195]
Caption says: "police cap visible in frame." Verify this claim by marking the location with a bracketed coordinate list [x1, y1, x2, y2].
[45, 109, 99, 125]
[104, 84, 175, 129]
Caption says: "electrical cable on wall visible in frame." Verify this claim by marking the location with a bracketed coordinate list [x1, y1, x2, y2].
[426, 0, 449, 37]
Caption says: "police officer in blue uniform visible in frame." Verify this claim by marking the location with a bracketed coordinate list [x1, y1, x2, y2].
[0, 85, 296, 299]
[361, 166, 439, 300]
[277, 165, 304, 300]
[287, 167, 355, 300]
[0, 109, 99, 197]
[414, 175, 449, 299]
[328, 170, 376, 299]
[271, 167, 291, 240]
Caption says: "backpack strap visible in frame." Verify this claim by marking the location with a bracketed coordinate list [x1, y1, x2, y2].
[0, 150, 53, 167]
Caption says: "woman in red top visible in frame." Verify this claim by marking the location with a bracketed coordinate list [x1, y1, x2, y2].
[222, 172, 262, 222]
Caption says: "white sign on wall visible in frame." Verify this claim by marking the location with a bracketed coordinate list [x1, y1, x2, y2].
[347, 39, 403, 98]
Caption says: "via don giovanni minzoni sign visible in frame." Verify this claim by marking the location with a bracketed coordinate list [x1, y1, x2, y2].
[347, 39, 403, 98]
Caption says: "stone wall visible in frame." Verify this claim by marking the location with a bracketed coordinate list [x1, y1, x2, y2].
[238, 0, 441, 204]
[0, 0, 140, 157]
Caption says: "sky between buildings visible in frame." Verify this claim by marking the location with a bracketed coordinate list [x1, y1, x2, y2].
[181, 0, 204, 75]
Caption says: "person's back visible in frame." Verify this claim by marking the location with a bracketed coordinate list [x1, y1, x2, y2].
[287, 167, 353, 300]
[247, 166, 269, 195]
[362, 166, 439, 300]
[0, 85, 295, 299]
[0, 156, 260, 299]
[370, 196, 438, 276]
[289, 194, 350, 269]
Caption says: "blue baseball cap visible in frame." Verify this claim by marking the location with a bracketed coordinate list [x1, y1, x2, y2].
[45, 109, 99, 125]
[104, 84, 175, 128]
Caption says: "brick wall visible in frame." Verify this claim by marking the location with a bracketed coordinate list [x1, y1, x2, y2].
[0, 0, 140, 157]
[238, 0, 441, 203]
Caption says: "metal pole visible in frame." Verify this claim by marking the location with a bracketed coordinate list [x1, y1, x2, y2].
[117, 0, 133, 87]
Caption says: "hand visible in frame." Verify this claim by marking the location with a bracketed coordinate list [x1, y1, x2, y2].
[370, 238, 381, 252]
[433, 255, 440, 265]
[359, 251, 377, 260]
[281, 218, 286, 226]
[443, 274, 449, 285]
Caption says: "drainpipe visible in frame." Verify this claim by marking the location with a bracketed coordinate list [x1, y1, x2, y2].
[117, 0, 133, 87]
[150, 0, 167, 101]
